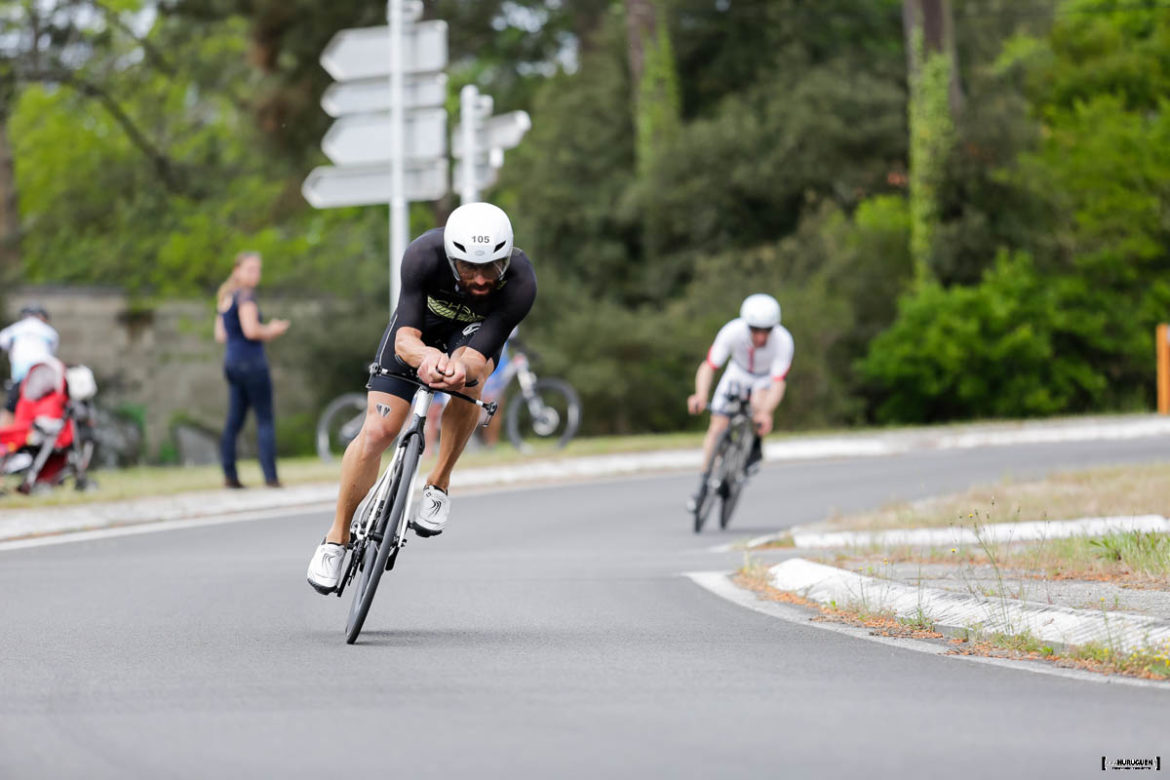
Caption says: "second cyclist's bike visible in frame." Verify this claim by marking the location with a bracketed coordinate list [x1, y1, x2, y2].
[333, 364, 497, 644]
[691, 396, 758, 534]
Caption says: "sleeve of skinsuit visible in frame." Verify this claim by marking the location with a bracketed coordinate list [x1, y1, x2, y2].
[49, 326, 59, 355]
[706, 321, 737, 369]
[769, 325, 795, 381]
[467, 252, 537, 361]
[394, 238, 434, 332]
[0, 324, 12, 352]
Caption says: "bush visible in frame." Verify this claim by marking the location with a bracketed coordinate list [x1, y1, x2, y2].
[861, 251, 1107, 422]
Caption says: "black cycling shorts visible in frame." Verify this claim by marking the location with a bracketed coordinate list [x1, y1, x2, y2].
[366, 314, 501, 401]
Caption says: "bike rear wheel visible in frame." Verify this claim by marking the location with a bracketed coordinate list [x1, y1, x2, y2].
[317, 393, 367, 462]
[344, 440, 418, 644]
[505, 378, 581, 451]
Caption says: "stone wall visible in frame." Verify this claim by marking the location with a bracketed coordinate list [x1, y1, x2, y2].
[5, 286, 328, 461]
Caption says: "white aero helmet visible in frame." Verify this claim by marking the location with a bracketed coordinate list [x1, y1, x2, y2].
[740, 293, 781, 329]
[443, 202, 514, 282]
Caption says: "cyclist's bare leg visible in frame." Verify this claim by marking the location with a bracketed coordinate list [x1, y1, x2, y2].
[700, 414, 731, 473]
[425, 353, 494, 491]
[324, 391, 410, 545]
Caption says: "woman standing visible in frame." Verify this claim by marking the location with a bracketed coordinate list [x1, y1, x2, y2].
[214, 251, 290, 488]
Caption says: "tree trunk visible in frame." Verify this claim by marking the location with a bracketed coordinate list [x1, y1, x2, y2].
[624, 0, 656, 90]
[903, 0, 962, 284]
[0, 112, 21, 290]
[903, 0, 963, 115]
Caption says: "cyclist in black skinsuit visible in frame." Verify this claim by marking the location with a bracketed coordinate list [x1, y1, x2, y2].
[307, 203, 537, 594]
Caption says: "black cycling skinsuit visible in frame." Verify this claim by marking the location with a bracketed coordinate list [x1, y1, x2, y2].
[368, 227, 537, 401]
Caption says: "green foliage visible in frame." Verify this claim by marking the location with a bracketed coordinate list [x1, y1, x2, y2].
[862, 252, 1107, 422]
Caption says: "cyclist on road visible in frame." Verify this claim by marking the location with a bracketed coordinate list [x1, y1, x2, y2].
[685, 294, 793, 510]
[0, 304, 59, 428]
[307, 202, 537, 593]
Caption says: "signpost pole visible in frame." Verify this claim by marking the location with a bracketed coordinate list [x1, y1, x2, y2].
[388, 0, 407, 313]
[460, 85, 480, 204]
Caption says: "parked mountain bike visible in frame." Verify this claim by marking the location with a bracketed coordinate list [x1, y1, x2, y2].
[495, 344, 581, 452]
[315, 391, 366, 462]
[691, 395, 757, 534]
[334, 364, 497, 644]
[315, 342, 581, 460]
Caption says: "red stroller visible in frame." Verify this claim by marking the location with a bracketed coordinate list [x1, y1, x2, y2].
[0, 359, 97, 495]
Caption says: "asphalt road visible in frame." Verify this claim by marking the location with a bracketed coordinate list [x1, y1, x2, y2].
[3, 437, 1170, 779]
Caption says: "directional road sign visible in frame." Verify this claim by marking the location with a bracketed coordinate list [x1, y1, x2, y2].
[452, 110, 532, 158]
[320, 21, 448, 82]
[322, 108, 447, 166]
[321, 73, 447, 117]
[302, 159, 449, 209]
[453, 160, 499, 191]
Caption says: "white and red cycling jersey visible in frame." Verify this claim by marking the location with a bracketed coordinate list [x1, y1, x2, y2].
[706, 318, 794, 415]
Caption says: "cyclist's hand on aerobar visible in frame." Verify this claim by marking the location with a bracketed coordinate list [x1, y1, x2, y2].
[418, 348, 450, 386]
[753, 412, 773, 436]
[419, 349, 467, 390]
[686, 394, 706, 415]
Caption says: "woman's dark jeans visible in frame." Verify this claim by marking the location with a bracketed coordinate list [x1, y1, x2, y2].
[220, 361, 277, 483]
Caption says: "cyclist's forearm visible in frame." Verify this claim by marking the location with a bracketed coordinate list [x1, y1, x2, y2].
[394, 327, 438, 367]
[458, 348, 489, 383]
[759, 380, 786, 414]
[694, 362, 715, 401]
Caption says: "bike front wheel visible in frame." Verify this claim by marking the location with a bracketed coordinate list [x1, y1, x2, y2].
[344, 440, 418, 644]
[505, 378, 582, 451]
[317, 393, 367, 462]
[719, 428, 753, 530]
[694, 432, 731, 534]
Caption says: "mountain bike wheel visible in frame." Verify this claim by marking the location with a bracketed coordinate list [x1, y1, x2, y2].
[316, 393, 367, 462]
[345, 440, 418, 644]
[505, 378, 582, 451]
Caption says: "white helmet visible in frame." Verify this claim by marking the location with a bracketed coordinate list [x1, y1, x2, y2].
[740, 293, 781, 329]
[443, 202, 514, 282]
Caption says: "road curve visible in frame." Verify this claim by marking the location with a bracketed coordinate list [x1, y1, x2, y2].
[2, 437, 1168, 779]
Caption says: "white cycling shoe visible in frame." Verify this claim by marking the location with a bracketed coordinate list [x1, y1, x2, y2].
[306, 540, 347, 594]
[412, 485, 450, 537]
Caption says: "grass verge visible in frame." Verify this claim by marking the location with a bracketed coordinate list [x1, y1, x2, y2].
[808, 462, 1170, 533]
[0, 431, 708, 510]
[948, 632, 1170, 681]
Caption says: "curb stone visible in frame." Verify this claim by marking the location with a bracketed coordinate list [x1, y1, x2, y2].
[768, 558, 1170, 656]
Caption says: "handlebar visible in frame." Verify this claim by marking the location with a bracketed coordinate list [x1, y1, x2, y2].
[369, 363, 498, 422]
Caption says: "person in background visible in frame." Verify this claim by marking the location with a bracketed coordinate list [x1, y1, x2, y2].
[0, 304, 59, 428]
[214, 251, 290, 489]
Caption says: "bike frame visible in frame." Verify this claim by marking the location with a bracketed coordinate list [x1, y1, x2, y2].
[347, 386, 432, 558]
[339, 367, 498, 642]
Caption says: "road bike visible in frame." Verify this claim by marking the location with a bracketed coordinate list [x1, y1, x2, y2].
[333, 364, 497, 644]
[315, 342, 581, 460]
[691, 395, 758, 534]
